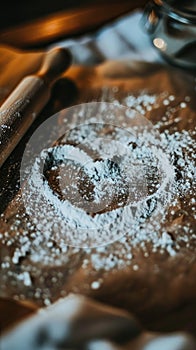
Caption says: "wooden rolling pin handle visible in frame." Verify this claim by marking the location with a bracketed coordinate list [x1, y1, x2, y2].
[0, 48, 71, 168]
[0, 77, 50, 167]
[38, 47, 72, 85]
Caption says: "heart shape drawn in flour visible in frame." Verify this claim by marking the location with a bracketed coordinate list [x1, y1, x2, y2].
[21, 103, 175, 248]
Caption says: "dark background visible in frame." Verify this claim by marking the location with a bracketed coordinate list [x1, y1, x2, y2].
[1, 1, 118, 30]
[0, 0, 147, 49]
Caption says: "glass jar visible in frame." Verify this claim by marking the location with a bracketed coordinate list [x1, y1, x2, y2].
[142, 0, 196, 69]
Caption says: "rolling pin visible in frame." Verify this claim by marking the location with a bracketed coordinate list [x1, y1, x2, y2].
[0, 48, 71, 168]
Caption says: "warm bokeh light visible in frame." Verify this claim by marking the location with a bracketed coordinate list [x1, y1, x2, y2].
[153, 37, 167, 51]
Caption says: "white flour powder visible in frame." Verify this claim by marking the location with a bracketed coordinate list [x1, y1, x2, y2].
[0, 90, 195, 301]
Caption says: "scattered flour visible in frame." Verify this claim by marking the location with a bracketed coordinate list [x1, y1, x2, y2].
[0, 90, 195, 303]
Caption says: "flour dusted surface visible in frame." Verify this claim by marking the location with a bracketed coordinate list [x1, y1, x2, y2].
[0, 89, 195, 304]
